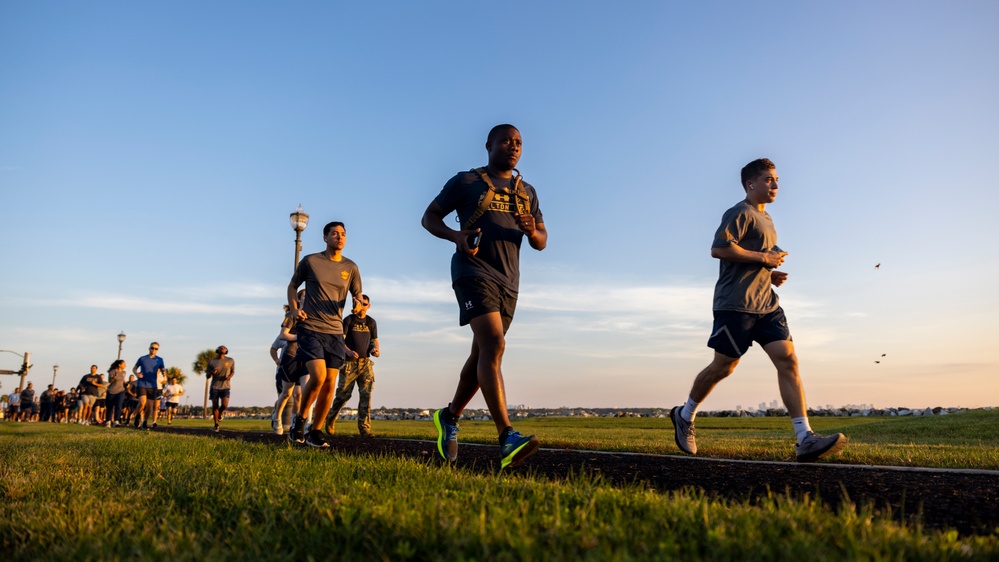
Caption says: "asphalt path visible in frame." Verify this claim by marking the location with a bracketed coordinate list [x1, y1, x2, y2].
[165, 427, 999, 536]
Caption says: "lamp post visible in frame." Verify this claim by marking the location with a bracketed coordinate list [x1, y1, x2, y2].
[284, 205, 309, 428]
[117, 331, 126, 360]
[52, 365, 58, 387]
[290, 204, 309, 271]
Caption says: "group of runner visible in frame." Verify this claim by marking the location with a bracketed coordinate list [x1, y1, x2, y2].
[6, 124, 847, 465]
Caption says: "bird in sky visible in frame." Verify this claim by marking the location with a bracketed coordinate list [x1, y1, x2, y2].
[875, 263, 881, 270]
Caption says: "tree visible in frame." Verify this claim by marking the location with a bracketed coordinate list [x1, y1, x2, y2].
[192, 349, 218, 419]
[164, 366, 186, 385]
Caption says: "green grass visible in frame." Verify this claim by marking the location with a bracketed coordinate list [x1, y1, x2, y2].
[1, 423, 997, 561]
[172, 409, 999, 469]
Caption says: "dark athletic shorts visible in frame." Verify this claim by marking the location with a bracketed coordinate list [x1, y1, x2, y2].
[136, 386, 159, 399]
[276, 357, 308, 385]
[453, 276, 517, 334]
[296, 328, 346, 369]
[707, 307, 792, 358]
[209, 389, 231, 401]
[95, 399, 106, 409]
[166, 402, 179, 409]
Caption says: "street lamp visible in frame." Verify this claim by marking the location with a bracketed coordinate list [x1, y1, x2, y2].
[52, 365, 58, 387]
[117, 331, 126, 360]
[289, 204, 309, 271]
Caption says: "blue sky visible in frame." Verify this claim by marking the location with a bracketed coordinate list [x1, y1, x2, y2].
[2, 1, 997, 410]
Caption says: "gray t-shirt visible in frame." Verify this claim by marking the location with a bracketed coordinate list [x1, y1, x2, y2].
[711, 200, 782, 314]
[292, 253, 363, 335]
[207, 357, 235, 390]
[107, 369, 126, 394]
[433, 170, 544, 293]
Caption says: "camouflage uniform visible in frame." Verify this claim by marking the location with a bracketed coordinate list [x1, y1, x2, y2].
[327, 357, 375, 435]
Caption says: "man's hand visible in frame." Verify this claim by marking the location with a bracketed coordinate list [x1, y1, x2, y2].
[761, 250, 788, 269]
[348, 349, 359, 360]
[515, 213, 536, 236]
[293, 308, 308, 321]
[771, 270, 788, 287]
[456, 228, 480, 256]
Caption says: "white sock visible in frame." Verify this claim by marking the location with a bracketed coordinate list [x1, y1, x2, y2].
[791, 417, 812, 444]
[680, 397, 699, 423]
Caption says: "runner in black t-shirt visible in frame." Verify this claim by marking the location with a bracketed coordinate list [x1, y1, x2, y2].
[421, 124, 548, 469]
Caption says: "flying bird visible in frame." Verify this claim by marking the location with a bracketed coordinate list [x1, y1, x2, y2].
[875, 263, 881, 270]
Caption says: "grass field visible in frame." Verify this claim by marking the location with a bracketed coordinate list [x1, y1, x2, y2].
[1, 413, 997, 560]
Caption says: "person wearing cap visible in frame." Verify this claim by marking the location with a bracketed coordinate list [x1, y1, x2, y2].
[206, 345, 235, 432]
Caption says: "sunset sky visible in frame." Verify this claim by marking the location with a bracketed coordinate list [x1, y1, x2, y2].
[2, 1, 996, 411]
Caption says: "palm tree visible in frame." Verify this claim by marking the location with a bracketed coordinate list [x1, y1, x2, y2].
[192, 349, 218, 419]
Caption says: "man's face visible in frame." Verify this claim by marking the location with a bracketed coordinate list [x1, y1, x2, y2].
[324, 226, 347, 252]
[487, 128, 522, 172]
[149, 344, 160, 356]
[170, 378, 176, 384]
[748, 168, 779, 204]
[90, 366, 98, 374]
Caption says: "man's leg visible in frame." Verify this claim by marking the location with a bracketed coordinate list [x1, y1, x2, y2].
[309, 368, 340, 432]
[326, 366, 357, 435]
[356, 361, 374, 436]
[297, 359, 328, 421]
[671, 352, 740, 455]
[763, 340, 806, 418]
[134, 396, 145, 427]
[465, 312, 510, 435]
[764, 340, 846, 461]
[219, 396, 229, 421]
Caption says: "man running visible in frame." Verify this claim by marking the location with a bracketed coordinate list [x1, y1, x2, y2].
[206, 346, 235, 432]
[421, 124, 548, 469]
[669, 158, 846, 463]
[162, 376, 185, 425]
[325, 293, 380, 438]
[286, 221, 363, 447]
[133, 342, 165, 430]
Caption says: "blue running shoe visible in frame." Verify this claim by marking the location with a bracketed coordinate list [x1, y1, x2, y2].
[500, 430, 540, 469]
[433, 408, 459, 461]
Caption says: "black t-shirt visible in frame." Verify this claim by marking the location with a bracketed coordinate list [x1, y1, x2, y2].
[79, 374, 100, 396]
[433, 170, 543, 293]
[344, 314, 378, 358]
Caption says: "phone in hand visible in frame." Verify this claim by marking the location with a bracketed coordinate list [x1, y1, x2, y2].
[467, 232, 481, 250]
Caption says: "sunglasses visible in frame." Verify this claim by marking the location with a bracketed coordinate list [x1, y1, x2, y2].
[150, 347, 159, 350]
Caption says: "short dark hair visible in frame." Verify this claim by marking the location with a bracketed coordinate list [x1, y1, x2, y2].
[108, 359, 125, 372]
[323, 221, 345, 237]
[740, 158, 775, 189]
[487, 124, 519, 145]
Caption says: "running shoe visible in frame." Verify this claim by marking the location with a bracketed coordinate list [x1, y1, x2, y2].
[669, 406, 697, 455]
[288, 414, 306, 444]
[433, 408, 459, 461]
[305, 429, 330, 448]
[152, 422, 158, 429]
[270, 411, 279, 433]
[795, 431, 847, 462]
[500, 430, 540, 469]
[213, 424, 220, 433]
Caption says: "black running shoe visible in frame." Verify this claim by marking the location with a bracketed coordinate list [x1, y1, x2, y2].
[305, 429, 330, 448]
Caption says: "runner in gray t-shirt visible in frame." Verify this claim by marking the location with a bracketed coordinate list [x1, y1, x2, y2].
[206, 346, 235, 433]
[669, 158, 846, 463]
[285, 221, 363, 447]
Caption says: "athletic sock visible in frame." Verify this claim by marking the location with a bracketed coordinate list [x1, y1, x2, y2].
[499, 426, 514, 445]
[791, 417, 812, 444]
[444, 404, 459, 425]
[680, 397, 699, 423]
